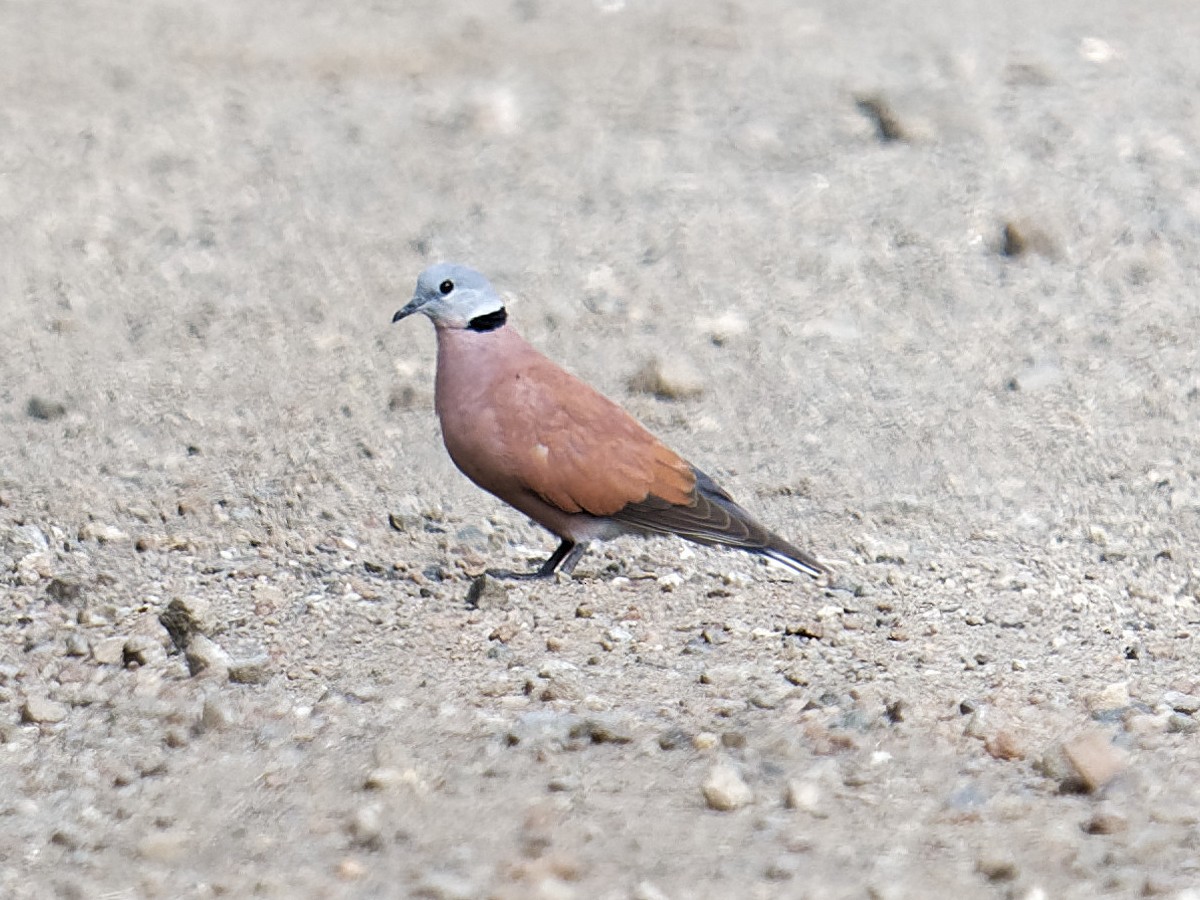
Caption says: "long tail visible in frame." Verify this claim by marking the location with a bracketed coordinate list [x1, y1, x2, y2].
[611, 466, 827, 579]
[759, 544, 827, 579]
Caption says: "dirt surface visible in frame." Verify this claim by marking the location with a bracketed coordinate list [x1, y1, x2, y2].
[3, 1, 1200, 898]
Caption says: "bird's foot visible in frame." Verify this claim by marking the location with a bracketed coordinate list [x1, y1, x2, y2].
[484, 539, 591, 580]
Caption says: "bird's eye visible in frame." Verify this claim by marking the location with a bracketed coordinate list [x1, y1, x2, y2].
[439, 280, 454, 295]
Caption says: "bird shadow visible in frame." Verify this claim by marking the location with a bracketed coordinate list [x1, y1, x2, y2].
[484, 567, 553, 581]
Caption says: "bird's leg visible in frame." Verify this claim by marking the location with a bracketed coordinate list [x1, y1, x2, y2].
[554, 540, 590, 576]
[534, 539, 580, 577]
[486, 539, 592, 580]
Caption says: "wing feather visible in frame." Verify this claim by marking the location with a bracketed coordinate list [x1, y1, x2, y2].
[494, 353, 695, 516]
[611, 468, 828, 576]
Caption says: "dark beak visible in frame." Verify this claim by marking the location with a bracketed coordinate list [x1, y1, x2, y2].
[391, 296, 424, 323]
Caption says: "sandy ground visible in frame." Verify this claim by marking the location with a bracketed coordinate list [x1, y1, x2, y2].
[3, 1, 1200, 897]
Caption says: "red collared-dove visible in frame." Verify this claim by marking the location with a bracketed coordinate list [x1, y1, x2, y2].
[392, 263, 827, 579]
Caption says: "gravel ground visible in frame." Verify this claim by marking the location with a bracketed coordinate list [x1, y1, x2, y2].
[3, 1, 1200, 898]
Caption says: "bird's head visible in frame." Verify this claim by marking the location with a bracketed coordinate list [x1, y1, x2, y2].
[393, 263, 508, 332]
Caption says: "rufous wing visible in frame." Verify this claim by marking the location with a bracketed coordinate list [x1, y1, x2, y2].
[496, 355, 695, 516]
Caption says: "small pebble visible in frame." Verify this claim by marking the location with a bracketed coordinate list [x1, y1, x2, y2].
[749, 689, 788, 710]
[856, 537, 908, 564]
[547, 774, 581, 793]
[347, 803, 384, 849]
[49, 828, 81, 849]
[78, 522, 128, 543]
[27, 396, 67, 420]
[720, 731, 747, 750]
[466, 574, 510, 609]
[138, 754, 168, 778]
[627, 356, 705, 400]
[92, 637, 127, 666]
[123, 635, 166, 668]
[387, 495, 424, 531]
[782, 665, 811, 685]
[721, 571, 752, 589]
[343, 683, 382, 703]
[228, 654, 271, 685]
[1061, 731, 1128, 793]
[527, 876, 576, 900]
[975, 854, 1019, 882]
[1087, 681, 1131, 713]
[186, 635, 232, 677]
[632, 881, 672, 900]
[702, 762, 753, 811]
[135, 535, 163, 552]
[657, 728, 689, 750]
[985, 730, 1026, 761]
[507, 711, 585, 748]
[1124, 712, 1168, 736]
[158, 597, 217, 652]
[46, 578, 84, 604]
[695, 311, 749, 345]
[362, 767, 405, 791]
[963, 708, 989, 739]
[490, 623, 519, 644]
[336, 858, 367, 881]
[1163, 691, 1200, 715]
[21, 696, 68, 724]
[536, 675, 582, 702]
[657, 573, 684, 592]
[855, 93, 908, 142]
[1083, 811, 1129, 835]
[413, 871, 476, 899]
[137, 831, 187, 862]
[1166, 713, 1198, 734]
[584, 715, 634, 744]
[784, 779, 825, 816]
[78, 608, 112, 627]
[199, 697, 237, 731]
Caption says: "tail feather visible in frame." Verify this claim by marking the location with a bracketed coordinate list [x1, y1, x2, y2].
[610, 465, 827, 579]
[759, 545, 827, 579]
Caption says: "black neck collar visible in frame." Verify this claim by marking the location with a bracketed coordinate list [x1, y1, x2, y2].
[467, 308, 507, 332]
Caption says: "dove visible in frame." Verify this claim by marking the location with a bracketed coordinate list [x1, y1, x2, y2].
[391, 263, 827, 580]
